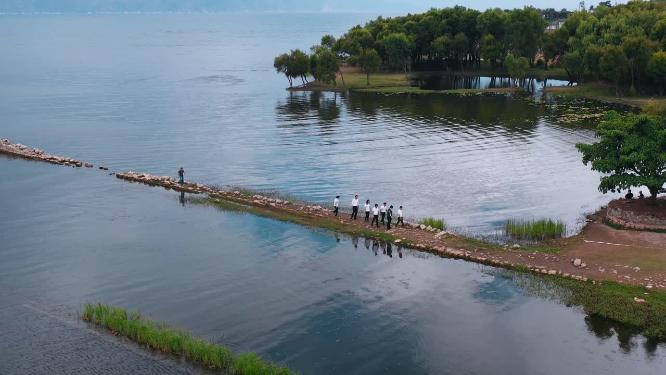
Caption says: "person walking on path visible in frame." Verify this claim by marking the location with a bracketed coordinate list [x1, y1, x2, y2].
[178, 167, 185, 184]
[333, 196, 340, 216]
[397, 206, 404, 226]
[386, 205, 394, 230]
[371, 204, 380, 227]
[364, 200, 371, 221]
[380, 202, 387, 224]
[351, 195, 359, 220]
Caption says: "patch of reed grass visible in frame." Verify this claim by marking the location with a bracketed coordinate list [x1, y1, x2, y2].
[82, 303, 297, 374]
[505, 218, 566, 240]
[419, 217, 446, 230]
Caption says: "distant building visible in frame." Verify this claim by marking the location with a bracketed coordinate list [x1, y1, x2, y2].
[546, 20, 566, 33]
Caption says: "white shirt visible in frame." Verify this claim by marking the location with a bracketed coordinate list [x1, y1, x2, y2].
[398, 209, 403, 217]
[380, 205, 386, 213]
[372, 207, 379, 215]
[333, 198, 339, 207]
[351, 198, 359, 207]
[364, 203, 370, 212]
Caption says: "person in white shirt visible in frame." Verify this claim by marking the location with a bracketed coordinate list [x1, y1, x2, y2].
[371, 204, 380, 227]
[364, 200, 371, 222]
[397, 206, 404, 226]
[380, 202, 387, 223]
[333, 196, 340, 216]
[350, 195, 359, 220]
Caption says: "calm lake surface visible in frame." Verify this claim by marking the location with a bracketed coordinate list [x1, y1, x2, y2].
[0, 12, 620, 235]
[1, 13, 660, 375]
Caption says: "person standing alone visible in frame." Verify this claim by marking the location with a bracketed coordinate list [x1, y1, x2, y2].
[351, 195, 359, 220]
[333, 196, 340, 216]
[364, 200, 371, 221]
[386, 205, 393, 230]
[397, 206, 404, 226]
[371, 204, 380, 227]
[178, 167, 185, 184]
[380, 202, 387, 224]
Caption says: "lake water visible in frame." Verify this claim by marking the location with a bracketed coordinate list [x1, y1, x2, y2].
[0, 12, 621, 235]
[1, 12, 661, 375]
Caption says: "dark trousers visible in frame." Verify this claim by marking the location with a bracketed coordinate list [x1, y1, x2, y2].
[380, 212, 385, 223]
[371, 215, 379, 227]
[397, 217, 404, 226]
[387, 217, 392, 230]
[333, 206, 339, 216]
[351, 206, 358, 219]
[365, 211, 370, 221]
[179, 176, 184, 184]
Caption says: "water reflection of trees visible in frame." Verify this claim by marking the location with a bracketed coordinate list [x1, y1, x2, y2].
[346, 92, 543, 133]
[275, 91, 341, 125]
[500, 270, 664, 355]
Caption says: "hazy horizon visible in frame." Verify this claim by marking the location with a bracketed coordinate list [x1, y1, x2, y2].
[0, 0, 622, 13]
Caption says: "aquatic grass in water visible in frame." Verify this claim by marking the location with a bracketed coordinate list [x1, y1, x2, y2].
[82, 303, 296, 375]
[419, 217, 446, 230]
[505, 219, 566, 240]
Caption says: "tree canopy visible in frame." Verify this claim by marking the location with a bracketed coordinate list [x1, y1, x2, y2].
[576, 112, 666, 203]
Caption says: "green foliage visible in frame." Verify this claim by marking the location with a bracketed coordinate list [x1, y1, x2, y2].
[419, 217, 446, 230]
[562, 51, 584, 82]
[505, 219, 566, 240]
[576, 112, 666, 202]
[504, 53, 529, 83]
[356, 49, 382, 85]
[310, 49, 339, 84]
[273, 49, 311, 87]
[599, 45, 629, 96]
[648, 51, 666, 94]
[380, 32, 413, 72]
[82, 303, 297, 375]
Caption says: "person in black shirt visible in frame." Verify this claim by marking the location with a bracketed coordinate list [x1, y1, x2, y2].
[178, 167, 184, 184]
[625, 190, 634, 199]
[386, 205, 393, 230]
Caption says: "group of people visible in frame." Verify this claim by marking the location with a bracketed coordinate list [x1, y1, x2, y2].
[625, 189, 645, 200]
[333, 195, 404, 230]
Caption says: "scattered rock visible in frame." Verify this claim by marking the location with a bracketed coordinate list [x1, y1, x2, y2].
[573, 258, 582, 267]
[512, 244, 521, 249]
[633, 297, 646, 304]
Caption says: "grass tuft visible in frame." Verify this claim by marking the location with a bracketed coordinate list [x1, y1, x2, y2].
[81, 303, 296, 374]
[505, 218, 566, 240]
[419, 217, 446, 230]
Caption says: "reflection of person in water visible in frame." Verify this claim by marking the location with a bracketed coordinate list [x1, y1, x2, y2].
[398, 246, 403, 258]
[386, 242, 393, 258]
[352, 236, 358, 248]
[381, 241, 386, 255]
[372, 240, 379, 256]
[179, 191, 185, 206]
[364, 238, 371, 250]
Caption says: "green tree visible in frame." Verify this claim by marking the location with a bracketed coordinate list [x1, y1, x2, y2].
[505, 53, 529, 86]
[310, 50, 339, 85]
[273, 53, 292, 86]
[357, 49, 382, 85]
[381, 33, 413, 73]
[648, 51, 666, 95]
[576, 112, 666, 204]
[506, 7, 546, 63]
[480, 34, 505, 67]
[583, 45, 605, 81]
[622, 36, 657, 94]
[289, 49, 310, 85]
[562, 51, 585, 83]
[600, 45, 629, 97]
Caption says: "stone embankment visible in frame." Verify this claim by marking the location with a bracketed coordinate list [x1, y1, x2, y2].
[0, 138, 92, 168]
[116, 170, 652, 288]
[606, 198, 666, 231]
[3, 139, 664, 291]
